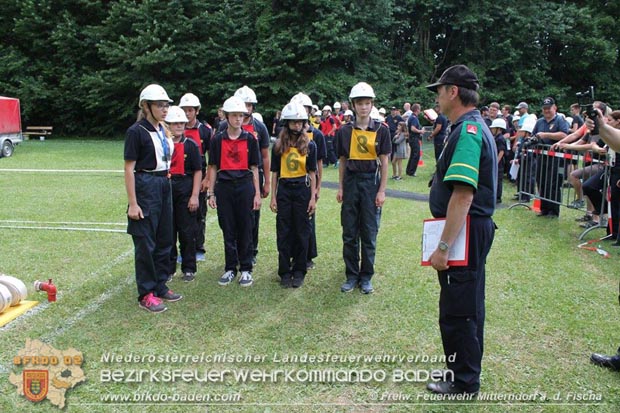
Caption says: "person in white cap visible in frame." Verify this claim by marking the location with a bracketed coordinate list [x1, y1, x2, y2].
[336, 82, 391, 295]
[165, 106, 202, 283]
[124, 84, 182, 313]
[179, 93, 213, 263]
[207, 96, 262, 287]
[490, 118, 508, 203]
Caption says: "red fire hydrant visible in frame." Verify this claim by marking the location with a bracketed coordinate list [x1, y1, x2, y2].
[34, 279, 57, 302]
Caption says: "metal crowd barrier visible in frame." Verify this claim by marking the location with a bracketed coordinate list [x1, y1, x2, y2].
[508, 142, 610, 239]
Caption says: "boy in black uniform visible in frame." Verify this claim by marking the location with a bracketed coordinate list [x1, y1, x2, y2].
[165, 106, 202, 282]
[425, 65, 497, 395]
[269, 102, 317, 288]
[336, 82, 391, 294]
[207, 96, 261, 287]
[179, 93, 212, 262]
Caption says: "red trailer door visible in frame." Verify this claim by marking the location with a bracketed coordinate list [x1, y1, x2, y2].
[0, 97, 22, 134]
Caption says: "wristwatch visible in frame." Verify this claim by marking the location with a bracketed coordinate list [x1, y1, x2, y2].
[438, 241, 450, 252]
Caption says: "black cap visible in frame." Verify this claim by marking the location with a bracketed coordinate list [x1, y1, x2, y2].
[426, 64, 480, 92]
[480, 106, 489, 111]
[542, 97, 555, 107]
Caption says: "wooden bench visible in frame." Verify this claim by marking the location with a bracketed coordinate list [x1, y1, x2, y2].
[22, 126, 53, 140]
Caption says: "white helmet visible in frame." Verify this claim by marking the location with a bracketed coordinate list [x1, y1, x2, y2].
[314, 109, 322, 117]
[253, 112, 264, 123]
[344, 109, 354, 117]
[234, 85, 258, 104]
[165, 106, 189, 123]
[349, 82, 375, 99]
[378, 107, 386, 115]
[333, 101, 342, 109]
[520, 116, 536, 134]
[312, 104, 319, 112]
[139, 84, 172, 107]
[291, 92, 313, 108]
[179, 93, 201, 109]
[512, 115, 520, 122]
[281, 102, 308, 121]
[490, 118, 507, 130]
[322, 105, 332, 112]
[222, 96, 248, 113]
[370, 106, 382, 121]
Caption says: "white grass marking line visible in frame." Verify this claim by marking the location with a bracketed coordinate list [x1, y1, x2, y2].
[0, 220, 125, 226]
[0, 168, 123, 173]
[0, 225, 126, 233]
[0, 249, 134, 374]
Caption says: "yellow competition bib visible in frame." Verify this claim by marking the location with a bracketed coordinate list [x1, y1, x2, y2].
[349, 129, 377, 160]
[280, 147, 307, 179]
[307, 132, 314, 141]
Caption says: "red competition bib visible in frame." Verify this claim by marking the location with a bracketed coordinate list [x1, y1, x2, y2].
[184, 128, 203, 155]
[242, 123, 258, 140]
[169, 141, 186, 175]
[220, 138, 249, 171]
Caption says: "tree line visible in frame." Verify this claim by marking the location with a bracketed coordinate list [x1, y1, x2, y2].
[0, 0, 617, 137]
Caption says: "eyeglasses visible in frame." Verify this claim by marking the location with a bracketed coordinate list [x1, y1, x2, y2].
[154, 102, 170, 109]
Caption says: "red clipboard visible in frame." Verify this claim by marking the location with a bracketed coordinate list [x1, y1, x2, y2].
[421, 216, 470, 266]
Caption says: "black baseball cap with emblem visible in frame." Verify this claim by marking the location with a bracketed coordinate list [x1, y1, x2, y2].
[426, 64, 480, 92]
[541, 97, 555, 107]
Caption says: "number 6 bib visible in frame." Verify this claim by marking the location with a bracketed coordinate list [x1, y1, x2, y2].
[280, 147, 307, 178]
[349, 129, 377, 160]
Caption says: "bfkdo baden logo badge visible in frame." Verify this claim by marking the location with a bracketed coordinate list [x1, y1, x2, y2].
[23, 369, 49, 402]
[10, 339, 86, 409]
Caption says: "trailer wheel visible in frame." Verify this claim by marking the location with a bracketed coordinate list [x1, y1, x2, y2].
[1, 140, 14, 157]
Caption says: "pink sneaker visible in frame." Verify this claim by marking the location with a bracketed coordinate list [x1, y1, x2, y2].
[139, 292, 167, 313]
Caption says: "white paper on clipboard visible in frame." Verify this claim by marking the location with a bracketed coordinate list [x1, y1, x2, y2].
[509, 161, 520, 181]
[421, 217, 469, 266]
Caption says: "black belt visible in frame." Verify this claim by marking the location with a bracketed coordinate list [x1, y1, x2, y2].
[136, 170, 169, 177]
[280, 179, 306, 187]
[217, 176, 253, 184]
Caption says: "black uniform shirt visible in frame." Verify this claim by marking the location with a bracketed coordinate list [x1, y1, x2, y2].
[208, 130, 259, 181]
[336, 119, 392, 173]
[430, 110, 497, 218]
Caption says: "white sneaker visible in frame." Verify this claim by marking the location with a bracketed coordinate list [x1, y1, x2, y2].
[239, 271, 253, 287]
[218, 270, 236, 286]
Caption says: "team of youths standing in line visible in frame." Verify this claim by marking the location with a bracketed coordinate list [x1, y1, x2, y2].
[124, 82, 391, 314]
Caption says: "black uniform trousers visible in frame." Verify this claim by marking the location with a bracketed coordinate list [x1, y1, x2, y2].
[341, 171, 381, 282]
[170, 175, 198, 274]
[517, 149, 535, 201]
[251, 169, 265, 259]
[215, 178, 255, 273]
[437, 216, 495, 393]
[434, 142, 444, 161]
[196, 166, 208, 254]
[535, 153, 563, 216]
[128, 173, 173, 300]
[406, 137, 420, 176]
[325, 136, 338, 165]
[276, 180, 311, 278]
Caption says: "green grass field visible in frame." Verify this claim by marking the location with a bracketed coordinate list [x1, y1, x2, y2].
[0, 139, 618, 413]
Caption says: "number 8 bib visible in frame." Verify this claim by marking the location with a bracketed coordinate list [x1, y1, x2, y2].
[349, 129, 377, 160]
